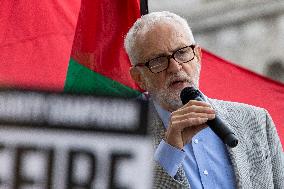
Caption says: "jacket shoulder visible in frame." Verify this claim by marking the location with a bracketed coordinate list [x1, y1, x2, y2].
[208, 98, 266, 118]
[208, 98, 270, 139]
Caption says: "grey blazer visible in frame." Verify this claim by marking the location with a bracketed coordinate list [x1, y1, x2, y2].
[149, 98, 284, 189]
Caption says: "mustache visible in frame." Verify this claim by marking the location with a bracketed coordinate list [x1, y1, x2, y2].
[165, 72, 191, 87]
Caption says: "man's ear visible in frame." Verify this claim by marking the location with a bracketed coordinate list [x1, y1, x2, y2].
[195, 46, 202, 62]
[129, 67, 146, 90]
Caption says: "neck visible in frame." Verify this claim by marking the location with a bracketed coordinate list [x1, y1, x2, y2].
[156, 99, 181, 112]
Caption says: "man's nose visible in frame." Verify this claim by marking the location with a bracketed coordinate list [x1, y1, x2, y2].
[167, 58, 182, 73]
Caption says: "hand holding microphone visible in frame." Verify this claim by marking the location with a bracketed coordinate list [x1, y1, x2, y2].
[165, 94, 216, 149]
[180, 87, 238, 148]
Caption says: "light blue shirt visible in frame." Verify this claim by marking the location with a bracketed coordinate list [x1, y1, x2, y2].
[153, 99, 236, 189]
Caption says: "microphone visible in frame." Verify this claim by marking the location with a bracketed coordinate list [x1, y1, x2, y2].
[180, 87, 238, 148]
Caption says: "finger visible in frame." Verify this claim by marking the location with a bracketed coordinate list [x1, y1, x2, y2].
[171, 117, 208, 131]
[172, 112, 215, 121]
[183, 100, 211, 108]
[173, 105, 215, 116]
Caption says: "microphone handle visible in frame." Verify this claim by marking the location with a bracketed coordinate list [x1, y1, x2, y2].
[207, 118, 238, 148]
[195, 97, 238, 148]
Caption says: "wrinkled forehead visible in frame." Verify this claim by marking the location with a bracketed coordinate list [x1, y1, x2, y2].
[135, 21, 192, 61]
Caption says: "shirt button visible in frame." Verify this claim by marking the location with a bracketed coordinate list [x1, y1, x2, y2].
[203, 170, 208, 175]
[194, 139, 199, 144]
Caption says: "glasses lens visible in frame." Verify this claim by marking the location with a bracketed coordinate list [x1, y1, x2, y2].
[174, 46, 195, 63]
[148, 57, 168, 73]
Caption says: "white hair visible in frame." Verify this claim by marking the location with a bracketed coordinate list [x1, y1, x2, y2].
[124, 11, 195, 65]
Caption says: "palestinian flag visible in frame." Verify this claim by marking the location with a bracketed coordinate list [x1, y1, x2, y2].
[0, 0, 283, 144]
[64, 0, 141, 98]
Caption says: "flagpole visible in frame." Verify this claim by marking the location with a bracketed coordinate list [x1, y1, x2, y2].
[140, 0, 148, 15]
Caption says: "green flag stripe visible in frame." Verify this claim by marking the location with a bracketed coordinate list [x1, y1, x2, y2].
[64, 58, 141, 98]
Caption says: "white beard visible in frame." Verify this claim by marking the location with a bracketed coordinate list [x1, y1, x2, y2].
[144, 70, 200, 111]
[153, 86, 183, 110]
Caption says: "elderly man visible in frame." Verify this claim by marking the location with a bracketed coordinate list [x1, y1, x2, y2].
[124, 11, 284, 189]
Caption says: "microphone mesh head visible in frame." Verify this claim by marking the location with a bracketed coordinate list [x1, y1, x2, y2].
[180, 87, 201, 105]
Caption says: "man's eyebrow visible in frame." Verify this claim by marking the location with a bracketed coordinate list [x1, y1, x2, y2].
[143, 53, 166, 62]
[147, 48, 177, 60]
[146, 45, 190, 61]
[149, 52, 168, 59]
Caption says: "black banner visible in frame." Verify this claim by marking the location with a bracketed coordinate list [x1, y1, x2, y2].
[0, 90, 148, 135]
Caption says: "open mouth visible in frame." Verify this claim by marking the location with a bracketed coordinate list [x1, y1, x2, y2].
[169, 79, 189, 88]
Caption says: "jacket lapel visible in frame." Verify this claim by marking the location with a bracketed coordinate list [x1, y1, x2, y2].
[208, 98, 252, 189]
[148, 101, 190, 188]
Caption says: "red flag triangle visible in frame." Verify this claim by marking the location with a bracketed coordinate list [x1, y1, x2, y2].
[200, 49, 284, 143]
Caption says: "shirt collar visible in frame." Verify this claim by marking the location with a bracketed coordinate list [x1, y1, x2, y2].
[153, 101, 171, 129]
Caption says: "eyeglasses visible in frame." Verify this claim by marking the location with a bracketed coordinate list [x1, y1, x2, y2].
[135, 45, 196, 73]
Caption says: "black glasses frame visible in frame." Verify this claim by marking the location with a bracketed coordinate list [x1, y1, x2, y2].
[135, 45, 196, 73]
